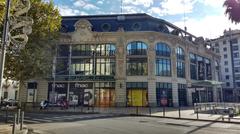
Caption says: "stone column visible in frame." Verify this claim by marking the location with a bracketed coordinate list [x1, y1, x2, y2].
[115, 79, 126, 106]
[171, 46, 179, 107]
[36, 80, 48, 102]
[115, 35, 126, 107]
[172, 82, 179, 107]
[212, 86, 218, 102]
[148, 80, 156, 106]
[147, 41, 156, 106]
[187, 87, 193, 106]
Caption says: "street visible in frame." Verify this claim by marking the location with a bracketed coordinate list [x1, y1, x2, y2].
[21, 113, 240, 134]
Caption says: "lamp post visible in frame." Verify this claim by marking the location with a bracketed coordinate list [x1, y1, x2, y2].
[0, 0, 11, 102]
[92, 46, 97, 107]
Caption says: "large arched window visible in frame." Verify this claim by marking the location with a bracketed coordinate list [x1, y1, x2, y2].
[189, 53, 197, 80]
[176, 47, 185, 60]
[176, 47, 185, 78]
[127, 41, 148, 75]
[155, 43, 171, 76]
[156, 43, 171, 57]
[127, 41, 147, 55]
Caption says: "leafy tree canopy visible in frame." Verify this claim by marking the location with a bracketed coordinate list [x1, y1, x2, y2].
[0, 0, 62, 82]
[223, 0, 240, 24]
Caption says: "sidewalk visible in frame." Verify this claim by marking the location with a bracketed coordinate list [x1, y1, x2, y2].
[0, 124, 28, 134]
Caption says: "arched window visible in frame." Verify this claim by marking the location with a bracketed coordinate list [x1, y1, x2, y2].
[127, 41, 148, 75]
[176, 47, 185, 78]
[156, 43, 171, 57]
[155, 43, 171, 76]
[127, 41, 147, 55]
[176, 47, 185, 60]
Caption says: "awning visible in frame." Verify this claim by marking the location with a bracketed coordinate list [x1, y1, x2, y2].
[191, 80, 223, 87]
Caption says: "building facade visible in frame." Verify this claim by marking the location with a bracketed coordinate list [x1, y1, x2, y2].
[211, 29, 240, 102]
[19, 14, 221, 107]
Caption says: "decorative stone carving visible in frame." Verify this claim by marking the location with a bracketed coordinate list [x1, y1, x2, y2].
[148, 35, 155, 43]
[72, 19, 93, 42]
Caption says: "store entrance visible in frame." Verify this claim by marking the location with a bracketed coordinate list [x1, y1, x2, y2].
[69, 83, 93, 106]
[127, 89, 148, 107]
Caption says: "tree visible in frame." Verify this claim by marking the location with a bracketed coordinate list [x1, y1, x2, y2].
[223, 0, 240, 23]
[0, 0, 62, 82]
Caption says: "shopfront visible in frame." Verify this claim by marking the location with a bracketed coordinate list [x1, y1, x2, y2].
[94, 82, 115, 107]
[127, 82, 148, 107]
[48, 83, 68, 103]
[192, 87, 213, 104]
[69, 82, 93, 106]
[178, 84, 188, 106]
[156, 83, 173, 107]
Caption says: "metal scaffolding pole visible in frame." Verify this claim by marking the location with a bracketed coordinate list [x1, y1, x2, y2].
[0, 0, 11, 102]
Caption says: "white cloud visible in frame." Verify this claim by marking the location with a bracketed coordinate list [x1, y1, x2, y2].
[58, 6, 80, 16]
[160, 0, 198, 15]
[123, 5, 145, 13]
[58, 5, 89, 16]
[97, 0, 104, 5]
[173, 11, 239, 39]
[73, 0, 99, 10]
[200, 0, 225, 8]
[147, 7, 163, 16]
[124, 0, 154, 8]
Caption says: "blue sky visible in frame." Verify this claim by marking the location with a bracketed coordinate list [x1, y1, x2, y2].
[52, 0, 239, 39]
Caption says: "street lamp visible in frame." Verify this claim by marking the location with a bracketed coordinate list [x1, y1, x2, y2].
[0, 0, 33, 102]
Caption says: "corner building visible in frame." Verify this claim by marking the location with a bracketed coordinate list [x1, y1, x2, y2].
[19, 14, 221, 107]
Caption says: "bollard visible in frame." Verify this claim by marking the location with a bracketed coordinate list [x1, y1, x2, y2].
[196, 107, 199, 120]
[5, 105, 9, 123]
[20, 111, 24, 130]
[136, 106, 139, 115]
[12, 114, 17, 134]
[92, 106, 94, 113]
[149, 107, 151, 116]
[163, 106, 165, 117]
[178, 106, 181, 118]
[17, 109, 21, 124]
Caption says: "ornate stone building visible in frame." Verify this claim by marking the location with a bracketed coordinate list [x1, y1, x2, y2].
[19, 13, 221, 107]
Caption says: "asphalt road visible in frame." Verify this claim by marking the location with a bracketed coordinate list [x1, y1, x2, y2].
[21, 113, 240, 134]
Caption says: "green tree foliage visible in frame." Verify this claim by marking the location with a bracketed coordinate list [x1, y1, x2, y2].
[0, 0, 61, 82]
[223, 0, 240, 23]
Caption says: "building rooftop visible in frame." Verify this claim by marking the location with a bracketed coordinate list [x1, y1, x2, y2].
[61, 13, 197, 38]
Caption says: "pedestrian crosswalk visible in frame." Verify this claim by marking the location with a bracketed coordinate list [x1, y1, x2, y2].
[23, 114, 119, 124]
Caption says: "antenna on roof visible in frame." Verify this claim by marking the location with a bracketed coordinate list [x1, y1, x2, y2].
[183, 0, 187, 35]
[121, 0, 123, 14]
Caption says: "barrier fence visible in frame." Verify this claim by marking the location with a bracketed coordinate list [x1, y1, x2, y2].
[2, 102, 240, 124]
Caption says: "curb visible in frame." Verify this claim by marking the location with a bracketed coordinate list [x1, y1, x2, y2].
[131, 114, 240, 124]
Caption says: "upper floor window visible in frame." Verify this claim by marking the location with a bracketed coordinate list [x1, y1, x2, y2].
[230, 38, 238, 44]
[223, 47, 227, 51]
[233, 52, 239, 58]
[176, 47, 185, 60]
[233, 46, 239, 51]
[127, 41, 147, 55]
[96, 44, 116, 56]
[223, 40, 226, 44]
[72, 44, 92, 56]
[156, 43, 171, 57]
[189, 53, 197, 63]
